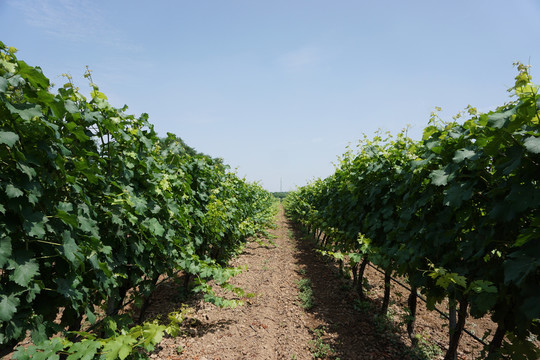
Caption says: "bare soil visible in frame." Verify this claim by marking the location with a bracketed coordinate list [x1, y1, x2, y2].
[143, 206, 500, 360]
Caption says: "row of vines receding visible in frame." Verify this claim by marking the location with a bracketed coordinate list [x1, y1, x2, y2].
[284, 63, 540, 359]
[0, 42, 278, 359]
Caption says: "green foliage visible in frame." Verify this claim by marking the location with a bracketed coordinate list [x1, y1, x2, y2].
[13, 319, 167, 360]
[285, 62, 540, 358]
[414, 333, 443, 359]
[0, 41, 277, 358]
[271, 191, 289, 200]
[296, 278, 314, 310]
[308, 326, 336, 359]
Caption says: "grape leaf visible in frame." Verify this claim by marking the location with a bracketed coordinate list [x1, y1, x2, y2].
[78, 215, 99, 238]
[469, 280, 497, 294]
[141, 323, 166, 349]
[444, 182, 473, 207]
[31, 338, 63, 360]
[102, 335, 136, 360]
[11, 346, 32, 360]
[30, 321, 48, 345]
[145, 217, 165, 236]
[130, 194, 147, 214]
[488, 108, 515, 128]
[25, 282, 41, 303]
[452, 148, 478, 163]
[23, 212, 48, 239]
[11, 257, 39, 286]
[429, 169, 448, 186]
[66, 340, 101, 360]
[4, 102, 42, 121]
[16, 162, 36, 180]
[0, 294, 20, 321]
[523, 135, 540, 154]
[504, 251, 539, 286]
[0, 238, 12, 267]
[0, 77, 7, 92]
[56, 210, 78, 227]
[62, 231, 80, 264]
[6, 184, 23, 198]
[85, 307, 97, 324]
[64, 100, 79, 114]
[11, 338, 64, 360]
[0, 131, 19, 147]
[56, 277, 83, 302]
[17, 61, 50, 89]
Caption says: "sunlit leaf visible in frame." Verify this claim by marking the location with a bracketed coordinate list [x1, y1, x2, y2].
[452, 148, 478, 163]
[429, 169, 448, 186]
[0, 77, 7, 92]
[5, 184, 23, 198]
[0, 131, 19, 147]
[4, 102, 42, 121]
[66, 340, 101, 360]
[523, 135, 540, 154]
[102, 335, 136, 360]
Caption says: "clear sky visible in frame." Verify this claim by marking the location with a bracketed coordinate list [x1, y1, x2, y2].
[1, 1, 539, 192]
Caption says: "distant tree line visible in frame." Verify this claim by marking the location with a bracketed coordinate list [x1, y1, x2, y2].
[272, 192, 289, 200]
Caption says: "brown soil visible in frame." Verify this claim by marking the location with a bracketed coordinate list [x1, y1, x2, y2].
[143, 206, 501, 360]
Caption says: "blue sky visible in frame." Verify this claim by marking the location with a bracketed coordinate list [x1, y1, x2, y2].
[1, 1, 540, 191]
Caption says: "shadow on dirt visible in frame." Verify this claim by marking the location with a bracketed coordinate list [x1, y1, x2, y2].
[135, 275, 239, 338]
[286, 217, 431, 360]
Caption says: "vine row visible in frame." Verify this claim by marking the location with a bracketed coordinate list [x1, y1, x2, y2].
[0, 42, 277, 359]
[285, 63, 540, 359]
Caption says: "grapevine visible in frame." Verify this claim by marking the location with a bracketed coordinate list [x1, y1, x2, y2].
[285, 63, 540, 359]
[0, 41, 277, 359]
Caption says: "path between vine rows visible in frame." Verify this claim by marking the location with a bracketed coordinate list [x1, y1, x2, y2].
[146, 206, 490, 360]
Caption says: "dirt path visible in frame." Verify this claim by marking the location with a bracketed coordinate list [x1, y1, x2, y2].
[149, 206, 315, 359]
[148, 206, 425, 360]
[140, 206, 533, 360]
